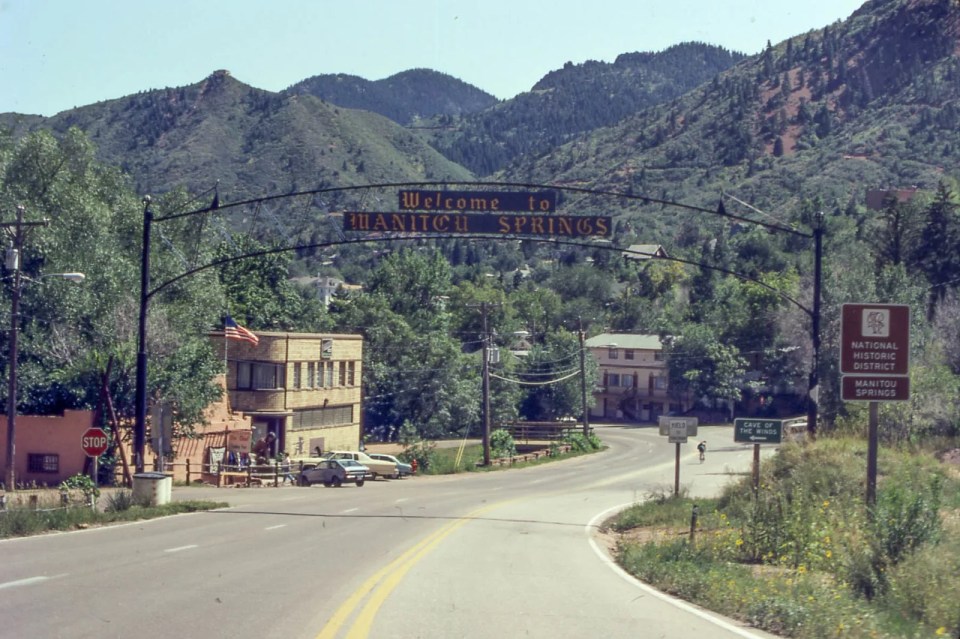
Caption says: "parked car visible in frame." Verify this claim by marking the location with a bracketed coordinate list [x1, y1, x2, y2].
[367, 453, 412, 479]
[299, 458, 368, 487]
[323, 451, 398, 479]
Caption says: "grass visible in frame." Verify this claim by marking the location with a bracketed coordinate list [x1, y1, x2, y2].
[607, 435, 960, 639]
[406, 440, 599, 475]
[0, 492, 228, 539]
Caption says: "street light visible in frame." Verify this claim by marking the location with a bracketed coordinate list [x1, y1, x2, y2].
[3, 205, 85, 490]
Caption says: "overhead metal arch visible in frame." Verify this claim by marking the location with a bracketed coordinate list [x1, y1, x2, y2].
[134, 181, 823, 471]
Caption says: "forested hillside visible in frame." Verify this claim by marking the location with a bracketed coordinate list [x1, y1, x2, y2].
[424, 42, 746, 175]
[286, 68, 499, 125]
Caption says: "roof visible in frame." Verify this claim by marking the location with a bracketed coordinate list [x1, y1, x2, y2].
[623, 244, 668, 260]
[585, 333, 663, 350]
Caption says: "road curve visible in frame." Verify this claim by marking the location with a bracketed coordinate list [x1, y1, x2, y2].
[0, 424, 780, 639]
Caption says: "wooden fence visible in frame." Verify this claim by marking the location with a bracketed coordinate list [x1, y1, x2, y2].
[502, 421, 591, 442]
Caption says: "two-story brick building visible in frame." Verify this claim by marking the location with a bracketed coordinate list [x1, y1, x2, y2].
[585, 333, 688, 422]
[209, 331, 364, 459]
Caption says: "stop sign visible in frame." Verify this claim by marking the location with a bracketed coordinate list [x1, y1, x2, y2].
[81, 427, 110, 457]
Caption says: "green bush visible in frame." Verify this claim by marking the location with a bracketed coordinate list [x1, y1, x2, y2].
[564, 432, 601, 452]
[490, 429, 516, 459]
[401, 440, 438, 473]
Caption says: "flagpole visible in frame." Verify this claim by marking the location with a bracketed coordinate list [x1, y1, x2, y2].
[223, 315, 230, 412]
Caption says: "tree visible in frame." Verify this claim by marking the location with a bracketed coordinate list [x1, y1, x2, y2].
[0, 128, 224, 432]
[665, 323, 747, 409]
[216, 235, 330, 332]
[518, 331, 596, 421]
[914, 182, 960, 318]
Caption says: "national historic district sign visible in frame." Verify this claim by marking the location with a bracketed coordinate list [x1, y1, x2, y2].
[840, 303, 911, 401]
[342, 189, 612, 239]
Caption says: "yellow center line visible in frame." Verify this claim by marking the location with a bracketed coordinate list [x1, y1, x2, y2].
[315, 502, 500, 639]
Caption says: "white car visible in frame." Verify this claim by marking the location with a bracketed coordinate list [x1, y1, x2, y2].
[367, 453, 412, 478]
[323, 451, 398, 479]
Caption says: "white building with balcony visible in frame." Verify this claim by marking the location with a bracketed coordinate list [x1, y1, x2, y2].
[585, 333, 688, 422]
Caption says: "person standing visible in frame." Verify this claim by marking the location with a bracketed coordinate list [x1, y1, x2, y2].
[282, 452, 295, 485]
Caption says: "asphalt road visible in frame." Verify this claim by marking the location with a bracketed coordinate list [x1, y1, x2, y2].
[0, 424, 781, 639]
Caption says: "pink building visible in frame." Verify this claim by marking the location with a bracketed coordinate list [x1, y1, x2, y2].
[0, 410, 95, 488]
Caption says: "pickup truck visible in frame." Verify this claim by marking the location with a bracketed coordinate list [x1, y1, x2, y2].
[323, 451, 399, 479]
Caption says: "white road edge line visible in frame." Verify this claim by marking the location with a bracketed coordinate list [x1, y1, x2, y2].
[265, 524, 287, 531]
[164, 544, 198, 553]
[0, 574, 67, 590]
[587, 503, 769, 639]
[341, 508, 359, 514]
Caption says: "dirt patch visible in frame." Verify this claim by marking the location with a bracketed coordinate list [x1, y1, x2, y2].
[597, 525, 689, 556]
[938, 448, 960, 466]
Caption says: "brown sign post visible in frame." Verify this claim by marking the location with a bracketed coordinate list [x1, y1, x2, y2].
[840, 303, 910, 506]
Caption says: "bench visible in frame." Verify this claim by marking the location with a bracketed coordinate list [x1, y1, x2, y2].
[217, 471, 249, 487]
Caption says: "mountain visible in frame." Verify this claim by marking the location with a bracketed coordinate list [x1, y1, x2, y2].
[498, 0, 960, 235]
[286, 68, 499, 125]
[0, 70, 474, 203]
[422, 42, 746, 175]
[2, 0, 958, 244]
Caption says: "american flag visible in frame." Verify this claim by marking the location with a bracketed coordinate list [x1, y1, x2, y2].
[224, 316, 259, 345]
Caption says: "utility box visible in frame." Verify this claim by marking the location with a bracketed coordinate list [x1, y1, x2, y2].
[132, 472, 172, 506]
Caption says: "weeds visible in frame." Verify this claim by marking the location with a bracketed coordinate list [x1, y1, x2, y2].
[610, 435, 960, 639]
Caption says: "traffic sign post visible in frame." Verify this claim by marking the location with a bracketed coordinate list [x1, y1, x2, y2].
[658, 416, 698, 496]
[840, 303, 911, 507]
[734, 418, 783, 444]
[735, 418, 785, 493]
[81, 427, 109, 491]
[82, 427, 109, 457]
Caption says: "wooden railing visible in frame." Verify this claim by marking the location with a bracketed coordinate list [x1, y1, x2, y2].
[502, 421, 591, 441]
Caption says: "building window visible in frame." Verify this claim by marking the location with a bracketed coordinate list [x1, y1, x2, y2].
[608, 373, 620, 388]
[348, 361, 356, 386]
[622, 374, 634, 388]
[237, 362, 285, 390]
[28, 453, 59, 473]
[654, 352, 664, 361]
[625, 350, 635, 360]
[608, 348, 619, 360]
[325, 362, 334, 387]
[290, 406, 354, 429]
[339, 362, 347, 386]
[293, 363, 302, 389]
[306, 362, 315, 388]
[654, 376, 668, 390]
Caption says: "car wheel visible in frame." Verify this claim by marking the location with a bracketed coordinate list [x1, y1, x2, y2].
[299, 476, 310, 487]
[331, 476, 342, 488]
[392, 472, 400, 480]
[323, 480, 332, 487]
[356, 479, 365, 487]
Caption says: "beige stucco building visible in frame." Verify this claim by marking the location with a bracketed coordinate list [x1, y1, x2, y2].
[210, 331, 364, 459]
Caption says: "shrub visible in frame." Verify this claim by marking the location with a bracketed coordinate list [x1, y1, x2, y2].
[401, 440, 438, 473]
[104, 490, 135, 513]
[490, 429, 516, 459]
[565, 432, 602, 452]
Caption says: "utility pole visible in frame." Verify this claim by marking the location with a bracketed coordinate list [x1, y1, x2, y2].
[807, 211, 824, 439]
[480, 302, 491, 467]
[578, 319, 590, 438]
[3, 206, 49, 491]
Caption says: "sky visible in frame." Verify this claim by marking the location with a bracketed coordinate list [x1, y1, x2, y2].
[0, 0, 867, 117]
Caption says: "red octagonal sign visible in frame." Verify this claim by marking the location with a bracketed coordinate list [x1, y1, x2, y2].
[81, 427, 110, 457]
